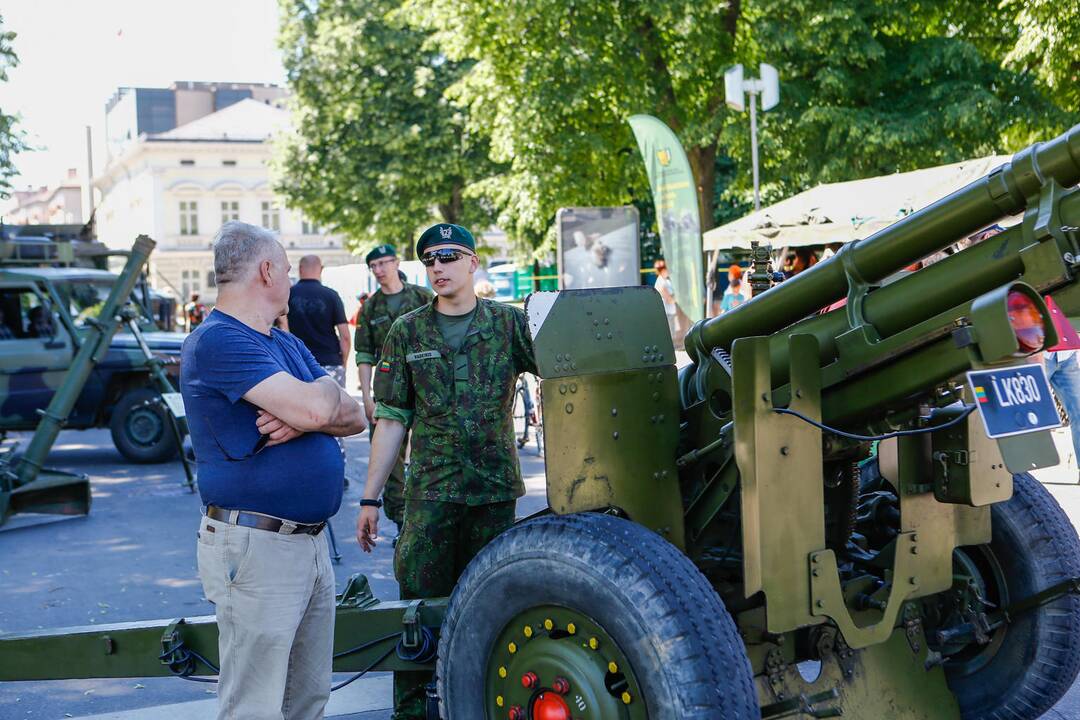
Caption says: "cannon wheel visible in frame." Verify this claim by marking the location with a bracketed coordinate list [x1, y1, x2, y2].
[944, 472, 1080, 719]
[436, 513, 759, 719]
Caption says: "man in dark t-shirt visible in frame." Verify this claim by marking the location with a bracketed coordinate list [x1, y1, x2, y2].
[182, 222, 365, 719]
[288, 255, 351, 471]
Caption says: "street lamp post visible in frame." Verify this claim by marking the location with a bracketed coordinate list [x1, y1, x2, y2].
[724, 63, 780, 212]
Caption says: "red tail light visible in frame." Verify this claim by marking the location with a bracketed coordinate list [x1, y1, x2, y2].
[1007, 291, 1046, 353]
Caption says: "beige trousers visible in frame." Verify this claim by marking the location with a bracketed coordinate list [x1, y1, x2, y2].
[197, 516, 336, 720]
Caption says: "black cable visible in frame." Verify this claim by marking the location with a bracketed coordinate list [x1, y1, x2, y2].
[396, 626, 438, 664]
[158, 646, 220, 683]
[334, 632, 402, 660]
[331, 645, 397, 692]
[773, 404, 976, 442]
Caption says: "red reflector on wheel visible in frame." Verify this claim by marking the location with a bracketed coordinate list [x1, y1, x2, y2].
[1007, 291, 1046, 353]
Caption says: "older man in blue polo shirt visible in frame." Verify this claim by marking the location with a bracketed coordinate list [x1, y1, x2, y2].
[182, 221, 366, 720]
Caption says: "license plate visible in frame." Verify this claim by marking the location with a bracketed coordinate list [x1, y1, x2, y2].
[967, 365, 1061, 439]
[161, 392, 186, 418]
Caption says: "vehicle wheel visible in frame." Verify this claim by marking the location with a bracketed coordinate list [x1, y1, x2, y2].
[437, 513, 759, 719]
[941, 472, 1080, 719]
[109, 387, 178, 463]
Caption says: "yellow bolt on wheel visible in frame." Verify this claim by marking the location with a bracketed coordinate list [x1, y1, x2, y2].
[588, 637, 599, 650]
[608, 661, 619, 674]
[498, 666, 507, 678]
[496, 695, 504, 707]
[544, 618, 554, 631]
[567, 622, 577, 635]
[508, 642, 517, 654]
[524, 625, 533, 638]
[622, 691, 632, 705]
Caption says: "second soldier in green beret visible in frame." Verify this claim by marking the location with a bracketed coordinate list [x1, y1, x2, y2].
[356, 224, 536, 720]
[354, 244, 433, 530]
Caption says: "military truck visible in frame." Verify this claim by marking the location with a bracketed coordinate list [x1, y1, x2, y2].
[0, 229, 184, 463]
[6, 129, 1080, 720]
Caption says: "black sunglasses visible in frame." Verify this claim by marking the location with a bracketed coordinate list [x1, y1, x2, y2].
[420, 249, 473, 267]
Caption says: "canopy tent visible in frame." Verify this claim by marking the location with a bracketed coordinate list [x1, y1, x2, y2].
[703, 155, 1012, 252]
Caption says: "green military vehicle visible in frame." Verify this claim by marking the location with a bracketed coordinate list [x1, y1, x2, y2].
[6, 129, 1080, 719]
[0, 229, 184, 464]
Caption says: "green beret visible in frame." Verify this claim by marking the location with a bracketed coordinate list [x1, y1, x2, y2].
[416, 223, 476, 256]
[365, 244, 397, 265]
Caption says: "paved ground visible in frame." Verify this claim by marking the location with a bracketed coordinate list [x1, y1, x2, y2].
[2, 419, 1080, 719]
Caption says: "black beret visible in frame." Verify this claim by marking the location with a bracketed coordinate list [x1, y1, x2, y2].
[415, 223, 476, 256]
[365, 244, 397, 265]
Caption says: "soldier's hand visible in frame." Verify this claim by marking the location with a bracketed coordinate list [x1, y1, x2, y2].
[256, 410, 305, 446]
[363, 397, 376, 426]
[357, 505, 380, 552]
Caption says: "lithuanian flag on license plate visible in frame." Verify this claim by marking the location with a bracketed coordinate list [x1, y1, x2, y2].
[974, 385, 989, 403]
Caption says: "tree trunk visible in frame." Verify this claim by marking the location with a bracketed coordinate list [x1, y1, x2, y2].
[688, 144, 718, 232]
[437, 182, 464, 226]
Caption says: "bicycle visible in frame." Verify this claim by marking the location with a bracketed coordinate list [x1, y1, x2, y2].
[513, 373, 544, 456]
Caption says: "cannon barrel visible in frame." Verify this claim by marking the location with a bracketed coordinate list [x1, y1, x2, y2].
[686, 124, 1080, 359]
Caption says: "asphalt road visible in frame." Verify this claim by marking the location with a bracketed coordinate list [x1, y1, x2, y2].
[1, 424, 1080, 719]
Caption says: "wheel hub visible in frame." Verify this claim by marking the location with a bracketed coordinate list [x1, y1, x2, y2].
[486, 605, 645, 719]
[128, 407, 163, 445]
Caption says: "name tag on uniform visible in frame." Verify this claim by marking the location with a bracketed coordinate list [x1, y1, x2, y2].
[371, 316, 390, 326]
[407, 350, 442, 362]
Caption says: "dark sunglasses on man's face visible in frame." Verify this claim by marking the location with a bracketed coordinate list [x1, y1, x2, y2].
[420, 249, 472, 267]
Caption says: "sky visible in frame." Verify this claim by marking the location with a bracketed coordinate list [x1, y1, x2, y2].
[0, 0, 287, 192]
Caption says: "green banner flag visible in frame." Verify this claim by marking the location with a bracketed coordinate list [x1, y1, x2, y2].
[628, 114, 705, 323]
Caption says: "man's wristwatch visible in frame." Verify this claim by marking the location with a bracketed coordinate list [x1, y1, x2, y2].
[359, 498, 383, 508]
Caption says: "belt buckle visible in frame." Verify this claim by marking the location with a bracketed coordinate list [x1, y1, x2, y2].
[279, 520, 298, 535]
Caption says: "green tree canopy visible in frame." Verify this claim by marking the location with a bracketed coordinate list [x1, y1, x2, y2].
[274, 0, 497, 253]
[408, 0, 740, 244]
[0, 14, 28, 199]
[277, 0, 1074, 252]
[728, 0, 1068, 206]
[1004, 0, 1080, 111]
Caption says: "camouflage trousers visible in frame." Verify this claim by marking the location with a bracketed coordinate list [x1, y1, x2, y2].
[320, 364, 346, 468]
[392, 498, 516, 720]
[369, 423, 407, 528]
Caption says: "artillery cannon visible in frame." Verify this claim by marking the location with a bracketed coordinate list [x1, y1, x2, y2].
[6, 129, 1080, 719]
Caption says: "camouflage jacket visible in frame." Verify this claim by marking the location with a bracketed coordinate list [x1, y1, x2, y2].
[354, 283, 433, 366]
[373, 298, 537, 504]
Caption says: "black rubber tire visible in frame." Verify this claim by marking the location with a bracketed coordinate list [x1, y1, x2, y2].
[109, 387, 178, 464]
[948, 472, 1080, 719]
[436, 513, 759, 719]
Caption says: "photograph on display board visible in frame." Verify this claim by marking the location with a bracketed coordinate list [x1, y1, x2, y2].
[556, 207, 640, 290]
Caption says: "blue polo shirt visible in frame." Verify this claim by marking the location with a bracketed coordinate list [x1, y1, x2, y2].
[181, 310, 344, 523]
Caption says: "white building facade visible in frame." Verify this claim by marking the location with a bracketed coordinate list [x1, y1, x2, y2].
[95, 87, 354, 303]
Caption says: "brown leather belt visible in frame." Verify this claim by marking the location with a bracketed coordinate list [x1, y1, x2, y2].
[206, 505, 325, 536]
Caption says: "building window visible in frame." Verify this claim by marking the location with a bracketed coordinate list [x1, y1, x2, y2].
[301, 218, 320, 235]
[179, 200, 198, 235]
[260, 201, 280, 232]
[180, 159, 195, 166]
[222, 159, 237, 166]
[180, 269, 202, 300]
[221, 200, 239, 224]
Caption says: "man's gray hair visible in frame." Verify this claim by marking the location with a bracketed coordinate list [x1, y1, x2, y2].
[212, 221, 281, 285]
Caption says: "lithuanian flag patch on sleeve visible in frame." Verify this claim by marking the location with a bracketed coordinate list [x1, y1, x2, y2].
[378, 360, 392, 373]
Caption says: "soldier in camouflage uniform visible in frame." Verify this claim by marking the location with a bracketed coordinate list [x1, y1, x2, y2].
[354, 244, 433, 528]
[356, 224, 536, 720]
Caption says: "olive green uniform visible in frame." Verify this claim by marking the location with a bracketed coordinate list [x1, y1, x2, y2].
[373, 297, 536, 720]
[354, 282, 433, 526]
